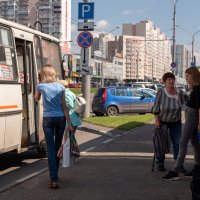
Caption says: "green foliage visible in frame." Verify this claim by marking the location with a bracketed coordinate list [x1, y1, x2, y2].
[83, 114, 154, 130]
[69, 87, 98, 94]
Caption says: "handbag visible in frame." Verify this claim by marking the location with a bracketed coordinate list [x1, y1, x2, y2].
[62, 137, 70, 168]
[152, 124, 170, 158]
[69, 133, 80, 158]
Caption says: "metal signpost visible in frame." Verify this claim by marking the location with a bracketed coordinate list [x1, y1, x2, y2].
[77, 0, 94, 118]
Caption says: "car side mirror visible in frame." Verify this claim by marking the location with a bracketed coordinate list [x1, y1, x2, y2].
[140, 96, 145, 100]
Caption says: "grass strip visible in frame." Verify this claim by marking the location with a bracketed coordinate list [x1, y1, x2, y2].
[83, 114, 154, 130]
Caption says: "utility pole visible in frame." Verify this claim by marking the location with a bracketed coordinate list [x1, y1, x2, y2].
[81, 0, 91, 118]
[101, 34, 105, 87]
[152, 59, 154, 83]
[191, 30, 200, 66]
[172, 0, 179, 72]
[100, 27, 119, 87]
[136, 49, 139, 82]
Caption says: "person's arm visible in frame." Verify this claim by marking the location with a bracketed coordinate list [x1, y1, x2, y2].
[154, 115, 161, 127]
[34, 89, 41, 102]
[198, 109, 200, 132]
[62, 92, 73, 131]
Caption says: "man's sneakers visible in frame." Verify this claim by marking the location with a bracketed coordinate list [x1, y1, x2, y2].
[158, 165, 166, 172]
[179, 166, 187, 174]
[162, 170, 180, 181]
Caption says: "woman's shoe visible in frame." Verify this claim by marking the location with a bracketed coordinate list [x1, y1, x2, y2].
[48, 182, 59, 189]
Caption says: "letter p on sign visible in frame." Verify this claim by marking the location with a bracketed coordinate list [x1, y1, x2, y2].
[78, 2, 94, 20]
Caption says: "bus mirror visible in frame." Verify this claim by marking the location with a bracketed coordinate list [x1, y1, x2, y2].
[62, 60, 68, 70]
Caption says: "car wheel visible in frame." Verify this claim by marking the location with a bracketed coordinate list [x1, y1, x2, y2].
[94, 112, 104, 116]
[106, 106, 118, 116]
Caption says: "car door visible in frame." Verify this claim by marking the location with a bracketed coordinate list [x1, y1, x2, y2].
[129, 88, 152, 113]
[113, 88, 131, 113]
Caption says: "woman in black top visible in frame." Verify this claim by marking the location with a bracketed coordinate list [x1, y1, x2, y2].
[162, 67, 200, 180]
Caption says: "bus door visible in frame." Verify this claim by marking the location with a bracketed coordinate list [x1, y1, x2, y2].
[16, 39, 36, 148]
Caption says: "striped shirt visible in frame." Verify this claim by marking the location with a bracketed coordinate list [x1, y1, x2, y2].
[153, 88, 185, 123]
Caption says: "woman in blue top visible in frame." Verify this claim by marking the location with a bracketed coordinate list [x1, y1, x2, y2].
[34, 65, 72, 189]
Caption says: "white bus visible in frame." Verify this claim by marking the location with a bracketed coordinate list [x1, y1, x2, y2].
[0, 17, 65, 155]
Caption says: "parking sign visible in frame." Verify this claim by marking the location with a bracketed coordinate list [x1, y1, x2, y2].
[78, 2, 94, 20]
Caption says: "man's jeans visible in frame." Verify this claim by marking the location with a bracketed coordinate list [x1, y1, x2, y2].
[156, 122, 182, 166]
[43, 116, 66, 183]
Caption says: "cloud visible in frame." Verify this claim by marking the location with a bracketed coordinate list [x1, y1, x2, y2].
[96, 20, 109, 30]
[121, 9, 144, 16]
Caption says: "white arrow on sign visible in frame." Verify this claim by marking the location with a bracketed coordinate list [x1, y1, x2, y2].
[76, 66, 93, 75]
[81, 48, 89, 67]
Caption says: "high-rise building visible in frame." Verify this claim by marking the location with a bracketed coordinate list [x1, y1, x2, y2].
[0, 0, 71, 53]
[122, 20, 171, 82]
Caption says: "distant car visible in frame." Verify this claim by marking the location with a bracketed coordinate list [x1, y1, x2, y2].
[177, 86, 186, 93]
[91, 82, 100, 87]
[68, 83, 81, 88]
[92, 86, 156, 116]
[124, 83, 146, 88]
[145, 83, 164, 91]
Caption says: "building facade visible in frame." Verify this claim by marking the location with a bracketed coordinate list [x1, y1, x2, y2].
[0, 0, 71, 53]
[122, 20, 171, 82]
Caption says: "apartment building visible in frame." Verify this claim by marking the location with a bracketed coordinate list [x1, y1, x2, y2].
[122, 20, 171, 82]
[92, 33, 117, 60]
[0, 0, 71, 53]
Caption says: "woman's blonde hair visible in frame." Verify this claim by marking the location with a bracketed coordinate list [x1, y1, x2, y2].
[185, 67, 200, 87]
[40, 65, 57, 83]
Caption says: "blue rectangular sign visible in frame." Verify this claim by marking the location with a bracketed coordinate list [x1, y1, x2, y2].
[78, 2, 94, 20]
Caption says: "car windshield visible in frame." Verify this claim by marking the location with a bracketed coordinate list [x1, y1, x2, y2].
[142, 88, 157, 96]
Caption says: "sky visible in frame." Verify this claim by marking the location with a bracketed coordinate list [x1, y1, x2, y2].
[71, 0, 200, 54]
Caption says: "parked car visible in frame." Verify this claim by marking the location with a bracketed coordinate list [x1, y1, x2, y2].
[68, 83, 81, 88]
[138, 88, 157, 96]
[92, 86, 156, 116]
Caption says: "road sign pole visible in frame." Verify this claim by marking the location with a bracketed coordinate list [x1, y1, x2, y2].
[81, 0, 91, 118]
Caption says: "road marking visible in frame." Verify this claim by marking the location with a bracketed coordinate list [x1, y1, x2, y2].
[102, 139, 113, 144]
[82, 146, 97, 152]
[80, 152, 194, 159]
[0, 167, 20, 176]
[0, 168, 48, 193]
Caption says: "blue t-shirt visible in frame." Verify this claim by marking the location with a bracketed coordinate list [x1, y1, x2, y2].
[37, 82, 65, 117]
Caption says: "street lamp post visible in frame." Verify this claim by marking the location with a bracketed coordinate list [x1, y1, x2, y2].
[101, 26, 119, 87]
[136, 49, 139, 82]
[176, 25, 200, 67]
[172, 0, 179, 66]
[192, 30, 200, 66]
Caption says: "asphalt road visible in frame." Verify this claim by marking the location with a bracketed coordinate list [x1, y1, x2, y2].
[0, 123, 194, 200]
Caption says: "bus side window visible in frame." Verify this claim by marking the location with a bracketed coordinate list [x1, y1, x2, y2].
[34, 36, 43, 72]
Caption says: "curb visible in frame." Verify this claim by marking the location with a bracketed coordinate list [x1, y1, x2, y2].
[77, 126, 109, 135]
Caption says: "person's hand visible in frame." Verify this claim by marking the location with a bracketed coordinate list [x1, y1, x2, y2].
[155, 118, 161, 127]
[198, 124, 200, 133]
[68, 124, 73, 131]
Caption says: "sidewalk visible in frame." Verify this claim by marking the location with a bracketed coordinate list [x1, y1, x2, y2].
[0, 122, 194, 200]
